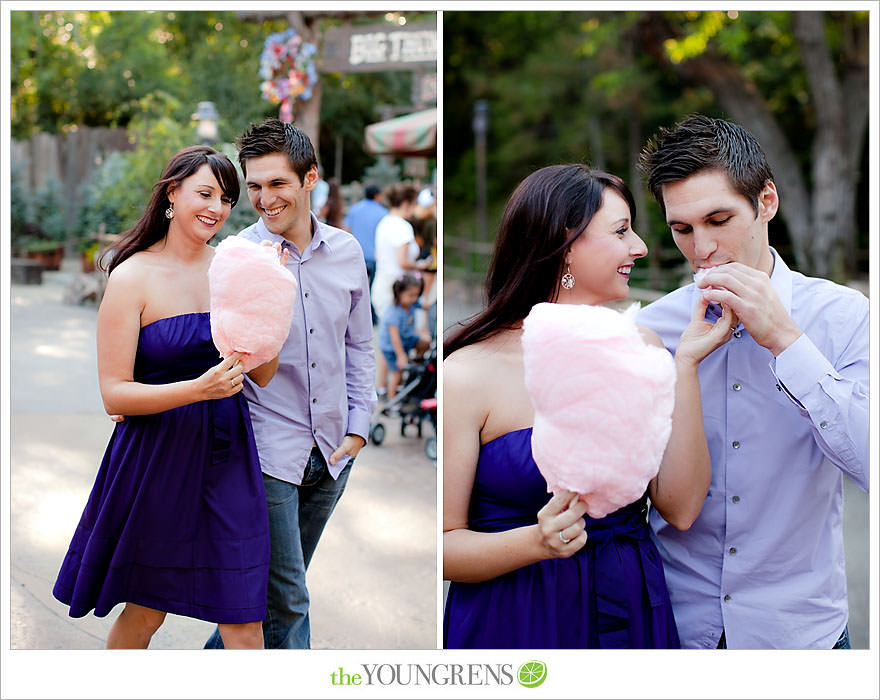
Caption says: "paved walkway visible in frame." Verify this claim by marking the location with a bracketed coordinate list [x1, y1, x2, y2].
[9, 260, 437, 650]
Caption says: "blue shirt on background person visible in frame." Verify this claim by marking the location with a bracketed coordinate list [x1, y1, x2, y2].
[378, 300, 422, 357]
[638, 248, 869, 649]
[344, 185, 387, 265]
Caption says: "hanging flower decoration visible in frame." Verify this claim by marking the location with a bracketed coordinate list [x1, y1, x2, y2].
[259, 28, 319, 123]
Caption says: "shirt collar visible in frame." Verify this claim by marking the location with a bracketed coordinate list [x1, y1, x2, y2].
[252, 212, 333, 255]
[767, 247, 793, 315]
[308, 212, 334, 254]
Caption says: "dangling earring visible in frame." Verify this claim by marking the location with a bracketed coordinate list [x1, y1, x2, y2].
[165, 203, 174, 220]
[561, 264, 575, 290]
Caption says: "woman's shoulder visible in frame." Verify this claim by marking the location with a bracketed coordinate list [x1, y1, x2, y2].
[445, 333, 520, 380]
[107, 251, 153, 285]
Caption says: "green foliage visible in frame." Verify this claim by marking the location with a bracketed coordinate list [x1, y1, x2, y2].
[443, 10, 868, 288]
[10, 161, 31, 239]
[32, 175, 68, 241]
[10, 10, 288, 139]
[318, 70, 415, 183]
[75, 129, 257, 244]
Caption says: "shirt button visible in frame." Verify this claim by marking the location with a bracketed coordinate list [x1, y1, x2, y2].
[723, 594, 731, 602]
[312, 398, 317, 404]
[732, 441, 741, 449]
[732, 383, 742, 392]
[309, 328, 315, 334]
[729, 547, 737, 555]
[732, 495, 740, 503]
[304, 292, 310, 298]
[819, 421, 828, 429]
[776, 384, 782, 391]
[311, 362, 317, 368]
[733, 330, 742, 338]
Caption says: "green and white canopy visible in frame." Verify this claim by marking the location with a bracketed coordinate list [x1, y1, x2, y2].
[364, 108, 437, 157]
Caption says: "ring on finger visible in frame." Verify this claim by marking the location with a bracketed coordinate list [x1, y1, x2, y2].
[558, 530, 572, 544]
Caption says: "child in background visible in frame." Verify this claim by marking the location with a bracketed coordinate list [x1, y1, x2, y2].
[378, 275, 432, 402]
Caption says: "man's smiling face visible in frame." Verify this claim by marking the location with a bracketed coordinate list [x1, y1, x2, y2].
[245, 153, 317, 239]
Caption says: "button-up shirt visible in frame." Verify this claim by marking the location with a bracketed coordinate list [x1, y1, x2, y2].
[638, 249, 869, 649]
[237, 214, 377, 483]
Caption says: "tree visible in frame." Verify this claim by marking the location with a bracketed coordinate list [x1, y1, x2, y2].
[635, 10, 868, 279]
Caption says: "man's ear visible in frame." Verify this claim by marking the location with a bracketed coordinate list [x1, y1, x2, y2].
[302, 166, 318, 192]
[758, 180, 779, 222]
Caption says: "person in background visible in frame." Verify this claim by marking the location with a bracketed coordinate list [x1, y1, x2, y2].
[372, 183, 431, 396]
[378, 274, 432, 403]
[411, 187, 437, 339]
[320, 177, 346, 230]
[344, 184, 387, 325]
[310, 164, 329, 217]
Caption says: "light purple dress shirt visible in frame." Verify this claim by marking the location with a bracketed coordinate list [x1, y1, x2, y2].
[638, 249, 869, 649]
[237, 214, 377, 484]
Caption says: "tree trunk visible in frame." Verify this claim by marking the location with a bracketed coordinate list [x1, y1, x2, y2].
[792, 11, 854, 279]
[287, 10, 322, 154]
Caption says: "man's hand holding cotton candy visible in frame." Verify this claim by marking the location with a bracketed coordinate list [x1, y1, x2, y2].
[522, 302, 676, 519]
[208, 236, 297, 372]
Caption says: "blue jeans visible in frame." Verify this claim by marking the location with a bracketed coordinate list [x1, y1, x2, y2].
[365, 260, 377, 325]
[205, 448, 353, 649]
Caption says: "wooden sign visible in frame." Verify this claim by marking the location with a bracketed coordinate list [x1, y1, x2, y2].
[320, 21, 436, 73]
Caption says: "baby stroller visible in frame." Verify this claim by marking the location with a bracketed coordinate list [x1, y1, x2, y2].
[370, 340, 437, 461]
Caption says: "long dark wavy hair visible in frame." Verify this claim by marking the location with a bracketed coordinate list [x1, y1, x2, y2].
[101, 145, 240, 276]
[443, 164, 636, 358]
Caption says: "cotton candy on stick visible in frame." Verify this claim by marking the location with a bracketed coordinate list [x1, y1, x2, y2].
[521, 302, 676, 518]
[208, 236, 297, 372]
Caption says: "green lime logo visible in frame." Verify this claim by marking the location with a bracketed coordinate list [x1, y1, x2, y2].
[517, 660, 547, 688]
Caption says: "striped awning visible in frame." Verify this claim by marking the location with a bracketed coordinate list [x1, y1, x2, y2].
[364, 108, 437, 157]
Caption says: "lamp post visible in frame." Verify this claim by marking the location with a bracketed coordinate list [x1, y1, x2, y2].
[192, 101, 219, 144]
[473, 99, 489, 249]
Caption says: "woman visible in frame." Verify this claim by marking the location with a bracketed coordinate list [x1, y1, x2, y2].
[443, 164, 737, 648]
[53, 146, 281, 649]
[371, 182, 430, 317]
[320, 177, 346, 230]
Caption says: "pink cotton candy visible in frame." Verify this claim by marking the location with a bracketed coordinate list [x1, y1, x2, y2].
[522, 302, 676, 518]
[208, 236, 297, 372]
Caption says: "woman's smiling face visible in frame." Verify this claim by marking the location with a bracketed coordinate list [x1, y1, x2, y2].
[560, 188, 648, 305]
[167, 163, 232, 241]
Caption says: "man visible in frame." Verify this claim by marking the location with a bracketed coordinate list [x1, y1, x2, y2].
[206, 119, 377, 648]
[637, 114, 868, 649]
[343, 183, 387, 325]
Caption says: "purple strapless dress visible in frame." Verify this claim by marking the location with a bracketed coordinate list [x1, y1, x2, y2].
[444, 427, 680, 648]
[53, 312, 270, 624]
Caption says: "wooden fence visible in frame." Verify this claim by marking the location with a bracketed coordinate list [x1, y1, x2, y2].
[11, 126, 132, 225]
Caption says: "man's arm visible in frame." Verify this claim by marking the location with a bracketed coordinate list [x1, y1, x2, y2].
[770, 307, 869, 491]
[341, 254, 378, 448]
[700, 264, 869, 490]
